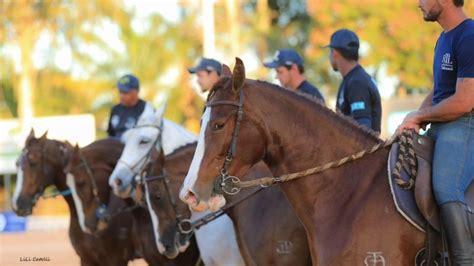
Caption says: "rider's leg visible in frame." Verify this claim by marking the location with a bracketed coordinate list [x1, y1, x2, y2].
[431, 113, 474, 265]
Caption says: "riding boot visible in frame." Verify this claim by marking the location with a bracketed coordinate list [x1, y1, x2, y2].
[440, 202, 474, 266]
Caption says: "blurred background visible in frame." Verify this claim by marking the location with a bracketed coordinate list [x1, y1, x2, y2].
[0, 0, 473, 262]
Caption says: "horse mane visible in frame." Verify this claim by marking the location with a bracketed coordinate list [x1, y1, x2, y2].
[81, 138, 124, 163]
[165, 142, 197, 162]
[208, 76, 381, 146]
[250, 79, 382, 141]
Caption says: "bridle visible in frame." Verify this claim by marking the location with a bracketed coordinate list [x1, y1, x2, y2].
[204, 85, 396, 196]
[143, 172, 194, 237]
[67, 152, 108, 220]
[206, 89, 245, 195]
[17, 144, 72, 204]
[117, 124, 163, 185]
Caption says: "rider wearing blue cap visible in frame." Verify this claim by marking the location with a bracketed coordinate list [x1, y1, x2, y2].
[264, 48, 325, 101]
[188, 58, 222, 93]
[107, 74, 148, 139]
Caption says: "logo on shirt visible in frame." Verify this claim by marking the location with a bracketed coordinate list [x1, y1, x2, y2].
[111, 115, 120, 128]
[351, 102, 366, 112]
[441, 53, 453, 71]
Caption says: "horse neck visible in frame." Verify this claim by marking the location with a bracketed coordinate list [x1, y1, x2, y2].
[248, 84, 381, 176]
[161, 118, 197, 155]
[248, 84, 389, 239]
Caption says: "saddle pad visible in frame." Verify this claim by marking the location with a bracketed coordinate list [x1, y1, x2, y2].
[388, 143, 426, 232]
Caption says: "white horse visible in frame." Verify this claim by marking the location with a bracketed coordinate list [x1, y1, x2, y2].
[109, 105, 245, 266]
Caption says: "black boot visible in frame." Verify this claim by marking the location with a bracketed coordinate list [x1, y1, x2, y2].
[440, 202, 474, 266]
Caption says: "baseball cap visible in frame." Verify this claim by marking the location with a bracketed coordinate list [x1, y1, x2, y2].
[188, 58, 222, 75]
[325, 29, 359, 51]
[263, 48, 304, 68]
[117, 74, 139, 93]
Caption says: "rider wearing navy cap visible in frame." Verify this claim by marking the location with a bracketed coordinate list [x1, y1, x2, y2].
[188, 58, 222, 93]
[264, 48, 324, 101]
[327, 29, 382, 133]
[107, 74, 148, 139]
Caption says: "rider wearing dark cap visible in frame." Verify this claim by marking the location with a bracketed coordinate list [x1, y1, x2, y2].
[107, 74, 148, 139]
[264, 48, 324, 101]
[327, 29, 382, 133]
[188, 58, 222, 93]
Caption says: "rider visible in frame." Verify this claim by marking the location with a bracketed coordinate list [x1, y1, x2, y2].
[188, 57, 222, 96]
[264, 48, 325, 101]
[107, 74, 151, 139]
[397, 0, 474, 263]
[326, 29, 382, 133]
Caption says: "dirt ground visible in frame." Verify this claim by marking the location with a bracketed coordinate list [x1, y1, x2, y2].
[0, 229, 147, 266]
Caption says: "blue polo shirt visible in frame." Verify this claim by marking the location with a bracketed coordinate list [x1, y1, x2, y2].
[296, 80, 325, 102]
[432, 19, 474, 105]
[107, 99, 147, 138]
[336, 65, 382, 132]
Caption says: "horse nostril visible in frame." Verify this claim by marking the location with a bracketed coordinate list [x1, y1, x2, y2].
[184, 190, 198, 205]
[115, 178, 122, 187]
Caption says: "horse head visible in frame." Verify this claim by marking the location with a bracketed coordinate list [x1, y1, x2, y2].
[180, 58, 267, 212]
[109, 104, 166, 198]
[65, 145, 103, 233]
[12, 129, 72, 216]
[64, 139, 124, 234]
[142, 147, 193, 259]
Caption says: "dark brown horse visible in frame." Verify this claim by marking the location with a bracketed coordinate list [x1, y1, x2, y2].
[180, 58, 427, 265]
[12, 131, 136, 266]
[146, 143, 311, 265]
[64, 138, 200, 266]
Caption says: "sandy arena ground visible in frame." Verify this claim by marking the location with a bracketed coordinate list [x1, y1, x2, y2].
[0, 229, 147, 266]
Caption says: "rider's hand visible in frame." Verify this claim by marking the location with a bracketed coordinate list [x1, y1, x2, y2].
[396, 111, 423, 135]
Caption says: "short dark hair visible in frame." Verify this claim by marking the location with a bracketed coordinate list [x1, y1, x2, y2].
[453, 0, 464, 7]
[284, 64, 305, 74]
[334, 48, 359, 61]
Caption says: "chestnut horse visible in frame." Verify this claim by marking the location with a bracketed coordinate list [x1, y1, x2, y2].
[12, 131, 136, 266]
[64, 138, 200, 265]
[180, 58, 426, 265]
[144, 142, 311, 266]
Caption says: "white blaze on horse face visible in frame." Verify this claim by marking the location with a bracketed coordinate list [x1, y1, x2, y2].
[12, 166, 24, 211]
[144, 180, 167, 255]
[109, 126, 160, 197]
[66, 173, 90, 234]
[180, 108, 211, 202]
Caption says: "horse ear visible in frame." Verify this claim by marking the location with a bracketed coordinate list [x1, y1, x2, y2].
[39, 130, 48, 140]
[232, 57, 245, 93]
[27, 128, 35, 140]
[222, 64, 232, 77]
[74, 143, 80, 152]
[154, 103, 166, 125]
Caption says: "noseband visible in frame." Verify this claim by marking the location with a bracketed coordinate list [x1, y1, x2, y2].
[206, 89, 245, 195]
[118, 124, 162, 184]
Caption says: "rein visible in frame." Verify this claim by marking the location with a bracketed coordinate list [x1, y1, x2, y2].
[185, 186, 264, 232]
[207, 87, 414, 195]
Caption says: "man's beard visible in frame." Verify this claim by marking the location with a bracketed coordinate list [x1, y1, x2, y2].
[423, 5, 442, 22]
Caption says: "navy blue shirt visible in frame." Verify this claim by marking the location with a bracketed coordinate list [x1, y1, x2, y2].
[297, 80, 325, 102]
[107, 99, 146, 138]
[432, 19, 474, 105]
[336, 65, 382, 132]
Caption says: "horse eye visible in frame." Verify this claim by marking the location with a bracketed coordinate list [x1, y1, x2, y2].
[155, 194, 161, 200]
[140, 139, 151, 145]
[213, 123, 225, 131]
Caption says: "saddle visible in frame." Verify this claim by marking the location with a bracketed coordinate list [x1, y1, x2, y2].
[388, 133, 474, 233]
